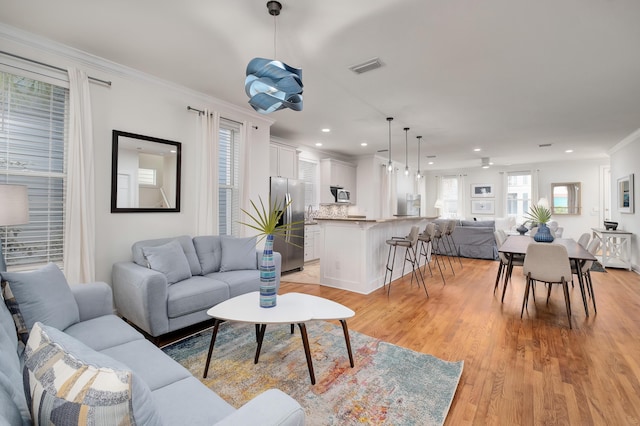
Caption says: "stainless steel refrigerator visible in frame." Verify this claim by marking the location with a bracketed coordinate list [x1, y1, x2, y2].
[269, 177, 305, 273]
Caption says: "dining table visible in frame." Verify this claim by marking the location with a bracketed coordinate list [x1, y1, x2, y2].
[498, 235, 597, 316]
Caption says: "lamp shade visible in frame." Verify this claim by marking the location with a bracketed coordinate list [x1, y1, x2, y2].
[434, 199, 443, 209]
[0, 184, 29, 226]
[537, 197, 550, 208]
[245, 58, 303, 114]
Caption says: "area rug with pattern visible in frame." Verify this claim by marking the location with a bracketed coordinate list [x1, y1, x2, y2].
[162, 321, 463, 425]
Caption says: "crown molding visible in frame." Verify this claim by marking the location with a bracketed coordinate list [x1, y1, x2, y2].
[609, 128, 640, 155]
[0, 23, 273, 127]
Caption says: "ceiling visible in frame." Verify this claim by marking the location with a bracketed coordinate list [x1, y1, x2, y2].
[2, 0, 640, 171]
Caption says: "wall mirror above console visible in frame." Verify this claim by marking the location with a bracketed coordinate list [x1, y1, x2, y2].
[617, 174, 634, 214]
[111, 130, 181, 213]
[551, 182, 581, 215]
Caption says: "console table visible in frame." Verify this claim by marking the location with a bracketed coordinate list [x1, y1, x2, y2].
[591, 228, 633, 270]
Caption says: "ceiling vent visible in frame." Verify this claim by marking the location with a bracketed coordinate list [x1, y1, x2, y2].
[539, 143, 552, 147]
[349, 57, 383, 74]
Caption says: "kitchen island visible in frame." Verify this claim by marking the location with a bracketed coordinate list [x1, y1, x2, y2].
[314, 216, 434, 294]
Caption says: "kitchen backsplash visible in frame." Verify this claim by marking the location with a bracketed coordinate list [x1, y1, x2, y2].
[317, 203, 349, 219]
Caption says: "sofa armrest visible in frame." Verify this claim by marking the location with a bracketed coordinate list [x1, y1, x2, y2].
[111, 261, 170, 337]
[214, 389, 305, 426]
[255, 250, 282, 291]
[70, 282, 114, 321]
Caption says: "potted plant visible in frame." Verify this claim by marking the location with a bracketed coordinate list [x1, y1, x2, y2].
[524, 204, 554, 242]
[239, 196, 303, 307]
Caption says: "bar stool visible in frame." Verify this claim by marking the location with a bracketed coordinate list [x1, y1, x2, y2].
[433, 222, 455, 275]
[444, 220, 463, 268]
[418, 222, 446, 284]
[383, 226, 427, 296]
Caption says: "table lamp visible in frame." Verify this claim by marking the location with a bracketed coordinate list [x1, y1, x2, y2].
[0, 184, 29, 272]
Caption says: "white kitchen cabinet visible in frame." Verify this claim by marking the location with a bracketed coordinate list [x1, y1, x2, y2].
[270, 143, 297, 179]
[304, 224, 321, 262]
[320, 159, 357, 204]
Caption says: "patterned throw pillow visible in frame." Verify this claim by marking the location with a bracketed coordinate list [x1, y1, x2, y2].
[23, 322, 162, 426]
[1, 281, 28, 346]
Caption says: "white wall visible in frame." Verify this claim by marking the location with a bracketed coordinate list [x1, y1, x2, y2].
[609, 130, 640, 271]
[419, 157, 609, 239]
[1, 27, 273, 283]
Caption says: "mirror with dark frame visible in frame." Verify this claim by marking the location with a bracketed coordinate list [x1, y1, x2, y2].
[111, 130, 181, 213]
[551, 182, 581, 215]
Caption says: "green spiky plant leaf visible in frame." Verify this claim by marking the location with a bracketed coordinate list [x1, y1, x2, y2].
[238, 196, 304, 247]
[524, 203, 552, 226]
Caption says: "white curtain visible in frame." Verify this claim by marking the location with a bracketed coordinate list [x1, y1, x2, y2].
[63, 68, 95, 284]
[195, 109, 219, 235]
[239, 121, 250, 237]
[458, 174, 466, 218]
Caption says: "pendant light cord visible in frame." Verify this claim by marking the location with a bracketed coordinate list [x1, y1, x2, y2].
[273, 14, 278, 59]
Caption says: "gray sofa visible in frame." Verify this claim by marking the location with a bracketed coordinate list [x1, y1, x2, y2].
[434, 219, 498, 260]
[112, 235, 282, 338]
[0, 263, 304, 425]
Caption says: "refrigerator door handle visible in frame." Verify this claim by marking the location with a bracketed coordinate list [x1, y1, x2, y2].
[285, 193, 292, 242]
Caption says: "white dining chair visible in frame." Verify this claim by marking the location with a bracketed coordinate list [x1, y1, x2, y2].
[521, 243, 574, 329]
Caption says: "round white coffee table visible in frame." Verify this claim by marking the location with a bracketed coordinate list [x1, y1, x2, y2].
[203, 292, 355, 385]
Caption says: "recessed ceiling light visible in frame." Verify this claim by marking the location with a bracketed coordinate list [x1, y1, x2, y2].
[474, 148, 481, 152]
[315, 142, 322, 147]
[428, 161, 434, 165]
[360, 142, 368, 147]
[565, 149, 573, 153]
[321, 128, 331, 133]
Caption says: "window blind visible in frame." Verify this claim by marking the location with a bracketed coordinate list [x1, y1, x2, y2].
[218, 118, 241, 236]
[0, 72, 68, 269]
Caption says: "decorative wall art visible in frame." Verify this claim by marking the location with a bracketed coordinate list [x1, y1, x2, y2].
[471, 183, 494, 198]
[471, 200, 495, 215]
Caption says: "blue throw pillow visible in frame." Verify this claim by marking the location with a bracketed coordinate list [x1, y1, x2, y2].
[142, 240, 192, 284]
[219, 236, 257, 272]
[1, 263, 79, 343]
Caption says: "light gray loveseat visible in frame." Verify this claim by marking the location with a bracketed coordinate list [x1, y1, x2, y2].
[0, 263, 304, 425]
[112, 235, 281, 338]
[433, 219, 498, 260]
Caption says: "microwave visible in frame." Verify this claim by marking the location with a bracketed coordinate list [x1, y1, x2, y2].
[336, 189, 351, 203]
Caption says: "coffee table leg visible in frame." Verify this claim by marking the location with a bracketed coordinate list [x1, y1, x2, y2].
[203, 319, 221, 378]
[340, 320, 355, 368]
[254, 324, 267, 364]
[297, 323, 316, 385]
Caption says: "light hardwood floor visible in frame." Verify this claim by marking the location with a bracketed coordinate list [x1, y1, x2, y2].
[279, 257, 640, 425]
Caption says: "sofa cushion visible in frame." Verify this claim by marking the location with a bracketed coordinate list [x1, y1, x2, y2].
[23, 322, 162, 426]
[0, 383, 23, 426]
[167, 276, 230, 318]
[1, 263, 79, 342]
[0, 326, 30, 424]
[193, 235, 222, 274]
[220, 236, 257, 272]
[132, 235, 202, 276]
[143, 240, 192, 284]
[100, 339, 192, 391]
[63, 314, 144, 352]
[460, 219, 495, 228]
[152, 376, 235, 425]
[208, 270, 261, 298]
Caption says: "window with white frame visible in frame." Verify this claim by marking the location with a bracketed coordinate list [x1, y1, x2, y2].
[218, 118, 241, 236]
[441, 175, 459, 218]
[298, 158, 317, 212]
[506, 171, 531, 224]
[0, 71, 68, 269]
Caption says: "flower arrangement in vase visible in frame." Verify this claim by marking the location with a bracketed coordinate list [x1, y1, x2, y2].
[524, 204, 554, 242]
[239, 196, 303, 307]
